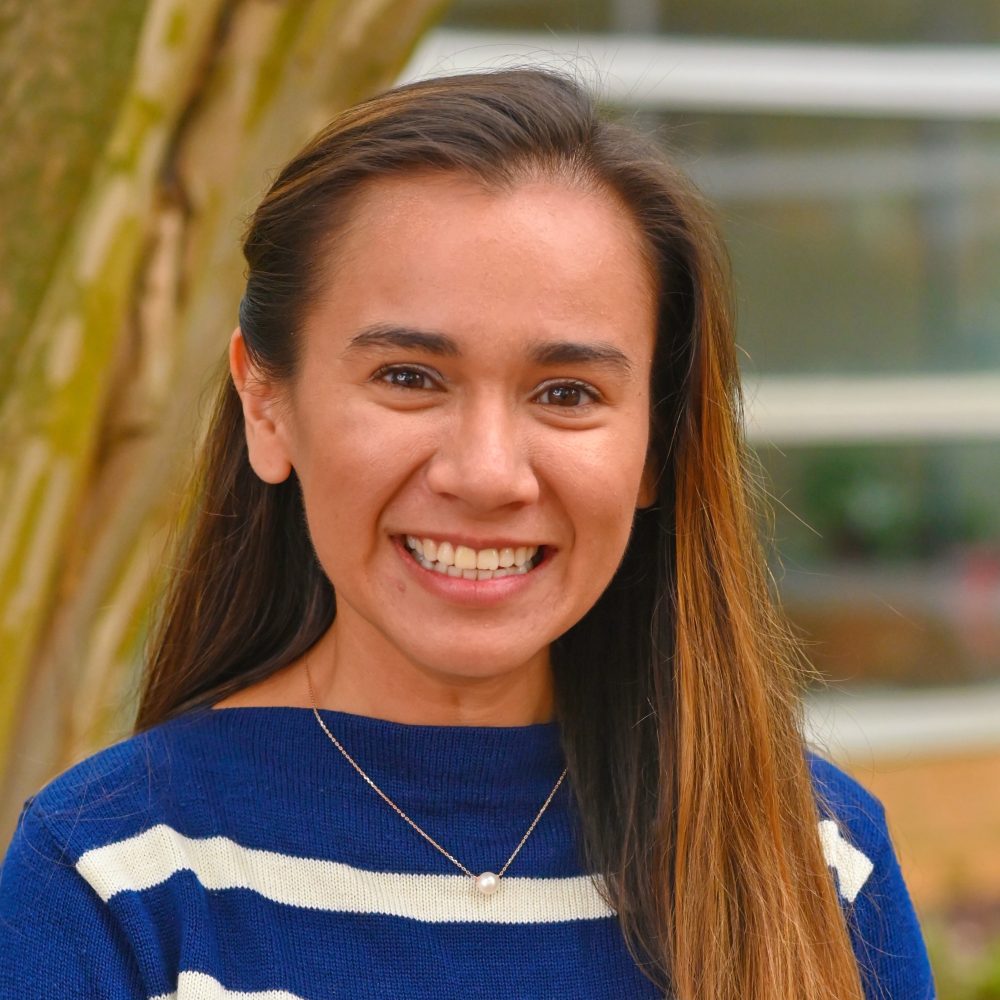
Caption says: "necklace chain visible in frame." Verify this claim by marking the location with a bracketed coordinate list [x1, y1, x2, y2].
[305, 663, 568, 885]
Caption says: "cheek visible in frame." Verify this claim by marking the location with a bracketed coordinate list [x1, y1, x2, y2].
[290, 402, 431, 554]
[551, 423, 650, 548]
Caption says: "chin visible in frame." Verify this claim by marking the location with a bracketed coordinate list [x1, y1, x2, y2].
[406, 641, 550, 683]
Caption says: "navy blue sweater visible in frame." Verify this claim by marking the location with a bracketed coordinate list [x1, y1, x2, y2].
[0, 707, 934, 998]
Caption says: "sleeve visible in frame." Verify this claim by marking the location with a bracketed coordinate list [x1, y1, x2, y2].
[0, 797, 145, 999]
[845, 799, 937, 1000]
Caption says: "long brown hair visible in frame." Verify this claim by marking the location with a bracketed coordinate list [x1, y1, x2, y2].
[136, 70, 865, 1000]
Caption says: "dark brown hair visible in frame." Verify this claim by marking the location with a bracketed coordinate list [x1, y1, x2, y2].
[137, 69, 865, 1000]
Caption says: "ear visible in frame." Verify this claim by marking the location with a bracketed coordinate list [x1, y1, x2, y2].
[229, 328, 293, 484]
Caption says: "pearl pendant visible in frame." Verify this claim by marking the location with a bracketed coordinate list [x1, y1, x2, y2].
[475, 872, 500, 895]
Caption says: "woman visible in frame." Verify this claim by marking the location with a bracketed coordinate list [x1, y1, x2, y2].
[0, 69, 933, 999]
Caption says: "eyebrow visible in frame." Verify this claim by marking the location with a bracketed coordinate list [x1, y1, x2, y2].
[529, 339, 633, 376]
[343, 323, 633, 375]
[343, 324, 461, 358]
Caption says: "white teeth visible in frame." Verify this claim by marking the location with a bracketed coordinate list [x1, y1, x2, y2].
[403, 535, 543, 579]
[476, 548, 500, 571]
[454, 545, 477, 570]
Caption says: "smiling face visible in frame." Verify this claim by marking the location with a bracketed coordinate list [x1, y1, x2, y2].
[235, 171, 658, 716]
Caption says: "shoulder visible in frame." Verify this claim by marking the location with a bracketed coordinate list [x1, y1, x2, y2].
[0, 717, 225, 995]
[806, 752, 936, 999]
[12, 711, 215, 865]
[807, 751, 890, 875]
[806, 752, 887, 907]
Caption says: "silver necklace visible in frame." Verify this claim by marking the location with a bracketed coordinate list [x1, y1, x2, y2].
[305, 663, 568, 895]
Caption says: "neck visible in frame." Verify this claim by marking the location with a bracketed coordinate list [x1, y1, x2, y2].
[304, 621, 555, 726]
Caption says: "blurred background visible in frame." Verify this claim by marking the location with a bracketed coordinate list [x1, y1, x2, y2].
[2, 1, 998, 994]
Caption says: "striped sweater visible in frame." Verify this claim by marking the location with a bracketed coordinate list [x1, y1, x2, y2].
[0, 706, 934, 998]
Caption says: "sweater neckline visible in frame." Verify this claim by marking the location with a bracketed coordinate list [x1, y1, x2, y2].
[182, 705, 567, 807]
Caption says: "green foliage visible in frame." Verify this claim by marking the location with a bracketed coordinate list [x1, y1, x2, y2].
[758, 442, 1000, 563]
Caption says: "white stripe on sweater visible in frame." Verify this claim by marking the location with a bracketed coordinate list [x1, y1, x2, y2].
[818, 820, 875, 903]
[76, 823, 615, 923]
[150, 970, 305, 999]
[77, 820, 872, 925]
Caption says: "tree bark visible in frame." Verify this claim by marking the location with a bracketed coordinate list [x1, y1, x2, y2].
[0, 0, 448, 845]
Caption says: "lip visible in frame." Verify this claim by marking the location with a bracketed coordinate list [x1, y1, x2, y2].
[391, 536, 550, 607]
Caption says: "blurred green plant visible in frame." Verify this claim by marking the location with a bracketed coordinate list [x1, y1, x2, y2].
[758, 443, 999, 564]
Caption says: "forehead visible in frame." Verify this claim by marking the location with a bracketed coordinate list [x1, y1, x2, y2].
[304, 172, 657, 364]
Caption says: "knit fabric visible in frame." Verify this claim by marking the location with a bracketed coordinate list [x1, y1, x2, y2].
[0, 706, 934, 999]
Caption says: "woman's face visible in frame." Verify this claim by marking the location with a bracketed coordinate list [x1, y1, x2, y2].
[242, 172, 657, 689]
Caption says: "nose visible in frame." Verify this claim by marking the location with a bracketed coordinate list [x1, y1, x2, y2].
[424, 395, 540, 512]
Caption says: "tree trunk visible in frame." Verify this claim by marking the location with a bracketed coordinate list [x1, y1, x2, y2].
[0, 0, 448, 846]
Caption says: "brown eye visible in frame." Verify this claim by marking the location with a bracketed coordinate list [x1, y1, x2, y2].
[376, 366, 436, 389]
[547, 385, 582, 406]
[536, 381, 599, 407]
